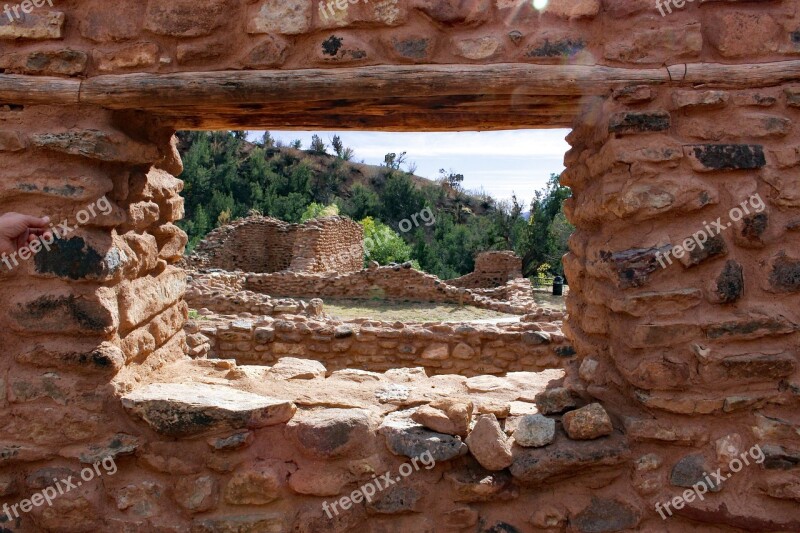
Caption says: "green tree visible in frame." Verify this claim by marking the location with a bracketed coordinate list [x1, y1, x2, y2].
[301, 203, 340, 222]
[361, 217, 415, 266]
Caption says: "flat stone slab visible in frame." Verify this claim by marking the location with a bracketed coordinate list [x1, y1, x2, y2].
[510, 430, 630, 485]
[122, 383, 296, 437]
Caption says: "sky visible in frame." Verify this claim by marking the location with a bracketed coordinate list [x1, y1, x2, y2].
[247, 130, 570, 206]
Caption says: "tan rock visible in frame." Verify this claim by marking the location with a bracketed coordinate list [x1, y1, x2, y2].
[465, 414, 513, 471]
[562, 403, 613, 440]
[411, 398, 473, 437]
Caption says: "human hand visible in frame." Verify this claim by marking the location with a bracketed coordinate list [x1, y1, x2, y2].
[0, 213, 52, 255]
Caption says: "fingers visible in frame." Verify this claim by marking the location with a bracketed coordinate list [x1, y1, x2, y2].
[19, 215, 50, 229]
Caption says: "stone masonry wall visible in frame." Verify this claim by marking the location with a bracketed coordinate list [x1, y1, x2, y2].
[186, 215, 363, 274]
[245, 264, 550, 316]
[187, 313, 573, 377]
[2, 0, 800, 531]
[449, 251, 524, 289]
[561, 85, 800, 530]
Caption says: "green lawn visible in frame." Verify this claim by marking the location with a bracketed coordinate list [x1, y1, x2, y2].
[322, 299, 521, 322]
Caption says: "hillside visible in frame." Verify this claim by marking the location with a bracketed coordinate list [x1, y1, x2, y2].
[175, 131, 571, 280]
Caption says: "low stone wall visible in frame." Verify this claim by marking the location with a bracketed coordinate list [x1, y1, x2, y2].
[244, 264, 553, 316]
[109, 357, 638, 532]
[449, 251, 524, 289]
[186, 313, 573, 377]
[184, 271, 324, 317]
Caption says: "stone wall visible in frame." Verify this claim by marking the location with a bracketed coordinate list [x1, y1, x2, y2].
[449, 251, 524, 289]
[187, 313, 572, 377]
[186, 215, 363, 274]
[245, 264, 549, 315]
[2, 0, 800, 531]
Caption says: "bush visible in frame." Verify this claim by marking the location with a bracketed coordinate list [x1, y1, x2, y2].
[360, 217, 414, 266]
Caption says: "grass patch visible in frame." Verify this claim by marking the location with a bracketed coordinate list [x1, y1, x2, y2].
[323, 299, 521, 322]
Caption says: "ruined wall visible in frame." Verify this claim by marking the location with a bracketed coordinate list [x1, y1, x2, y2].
[186, 215, 363, 273]
[449, 251, 524, 289]
[562, 85, 800, 530]
[245, 265, 548, 315]
[1, 0, 800, 531]
[188, 314, 572, 376]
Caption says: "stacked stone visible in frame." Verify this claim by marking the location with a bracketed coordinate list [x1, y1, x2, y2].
[185, 215, 363, 274]
[449, 251, 524, 289]
[245, 265, 544, 315]
[0, 104, 188, 529]
[112, 355, 630, 532]
[185, 271, 323, 318]
[191, 313, 572, 376]
[562, 84, 800, 528]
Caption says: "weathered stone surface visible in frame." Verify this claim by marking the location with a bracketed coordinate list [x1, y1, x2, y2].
[465, 414, 513, 471]
[527, 37, 586, 59]
[268, 357, 326, 380]
[671, 454, 721, 491]
[715, 260, 744, 303]
[721, 353, 796, 380]
[0, 10, 64, 39]
[769, 254, 800, 293]
[381, 415, 467, 462]
[705, 10, 780, 58]
[0, 49, 88, 76]
[94, 43, 159, 72]
[121, 383, 296, 437]
[454, 36, 502, 60]
[673, 90, 729, 110]
[705, 316, 796, 341]
[367, 485, 423, 514]
[609, 112, 670, 134]
[685, 144, 766, 171]
[247, 0, 310, 35]
[513, 414, 555, 448]
[534, 387, 579, 415]
[510, 430, 630, 484]
[9, 287, 118, 335]
[411, 398, 473, 436]
[192, 514, 284, 533]
[118, 267, 186, 330]
[224, 467, 281, 505]
[421, 343, 449, 360]
[601, 246, 672, 289]
[445, 463, 515, 502]
[413, 0, 490, 24]
[243, 36, 290, 68]
[572, 498, 640, 533]
[144, 0, 232, 37]
[563, 403, 613, 440]
[208, 431, 253, 452]
[678, 234, 727, 268]
[604, 23, 702, 63]
[287, 408, 374, 459]
[32, 130, 160, 164]
[175, 475, 218, 512]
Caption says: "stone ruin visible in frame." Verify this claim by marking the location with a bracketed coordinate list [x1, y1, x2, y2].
[185, 215, 364, 274]
[1, 1, 800, 531]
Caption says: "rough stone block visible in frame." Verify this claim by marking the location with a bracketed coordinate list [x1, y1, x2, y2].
[144, 0, 232, 37]
[0, 10, 64, 39]
[684, 144, 766, 171]
[122, 383, 296, 437]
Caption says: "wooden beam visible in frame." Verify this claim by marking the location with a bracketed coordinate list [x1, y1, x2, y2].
[0, 74, 80, 105]
[77, 61, 800, 111]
